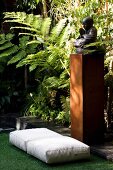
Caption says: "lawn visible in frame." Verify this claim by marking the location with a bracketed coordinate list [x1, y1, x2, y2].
[0, 132, 113, 170]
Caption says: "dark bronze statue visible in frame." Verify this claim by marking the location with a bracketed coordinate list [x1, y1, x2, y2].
[74, 16, 97, 54]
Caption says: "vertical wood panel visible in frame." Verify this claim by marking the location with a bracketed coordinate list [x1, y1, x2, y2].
[70, 54, 83, 141]
[70, 53, 104, 145]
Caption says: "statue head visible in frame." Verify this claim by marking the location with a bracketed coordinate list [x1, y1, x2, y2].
[82, 17, 93, 30]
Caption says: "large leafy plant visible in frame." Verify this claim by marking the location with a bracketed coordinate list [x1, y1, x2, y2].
[0, 33, 39, 114]
[3, 12, 72, 124]
[2, 0, 113, 125]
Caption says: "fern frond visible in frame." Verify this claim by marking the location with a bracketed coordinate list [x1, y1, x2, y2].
[27, 51, 46, 60]
[10, 26, 39, 34]
[0, 34, 5, 40]
[24, 13, 34, 24]
[60, 69, 69, 79]
[16, 59, 28, 68]
[4, 12, 42, 30]
[0, 42, 13, 51]
[18, 36, 29, 49]
[46, 46, 66, 70]
[27, 39, 44, 45]
[0, 46, 18, 58]
[50, 18, 67, 42]
[41, 17, 51, 37]
[8, 50, 26, 65]
[18, 33, 44, 43]
[6, 33, 14, 40]
[60, 96, 70, 113]
[16, 50, 47, 68]
[32, 15, 42, 30]
[26, 44, 37, 54]
[59, 79, 70, 89]
[0, 33, 14, 44]
[0, 39, 7, 45]
[4, 19, 33, 28]
[4, 12, 26, 20]
[60, 59, 70, 76]
[29, 63, 38, 71]
[59, 24, 70, 47]
[44, 76, 60, 89]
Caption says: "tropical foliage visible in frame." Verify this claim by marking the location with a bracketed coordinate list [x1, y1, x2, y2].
[2, 11, 72, 124]
[1, 0, 113, 126]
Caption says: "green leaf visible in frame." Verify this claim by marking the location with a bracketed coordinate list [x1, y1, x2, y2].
[0, 42, 13, 50]
[35, 0, 40, 4]
[0, 39, 7, 45]
[27, 39, 44, 45]
[6, 33, 14, 41]
[29, 64, 38, 71]
[41, 17, 51, 37]
[0, 45, 18, 58]
[32, 15, 42, 29]
[0, 46, 18, 57]
[19, 36, 30, 48]
[8, 50, 26, 65]
[11, 26, 38, 34]
[59, 24, 70, 47]
[51, 18, 67, 41]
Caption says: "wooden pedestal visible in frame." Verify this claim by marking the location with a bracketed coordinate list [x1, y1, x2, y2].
[70, 53, 104, 145]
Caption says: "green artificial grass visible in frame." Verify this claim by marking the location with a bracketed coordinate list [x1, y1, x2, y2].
[0, 133, 113, 170]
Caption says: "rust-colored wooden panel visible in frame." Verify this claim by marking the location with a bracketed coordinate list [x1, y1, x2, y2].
[70, 54, 83, 141]
[70, 53, 104, 145]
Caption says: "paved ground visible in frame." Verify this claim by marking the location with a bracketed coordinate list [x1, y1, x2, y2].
[91, 143, 113, 161]
[91, 133, 113, 161]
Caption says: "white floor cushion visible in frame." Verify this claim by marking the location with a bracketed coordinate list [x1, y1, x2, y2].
[9, 128, 62, 151]
[27, 136, 90, 164]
